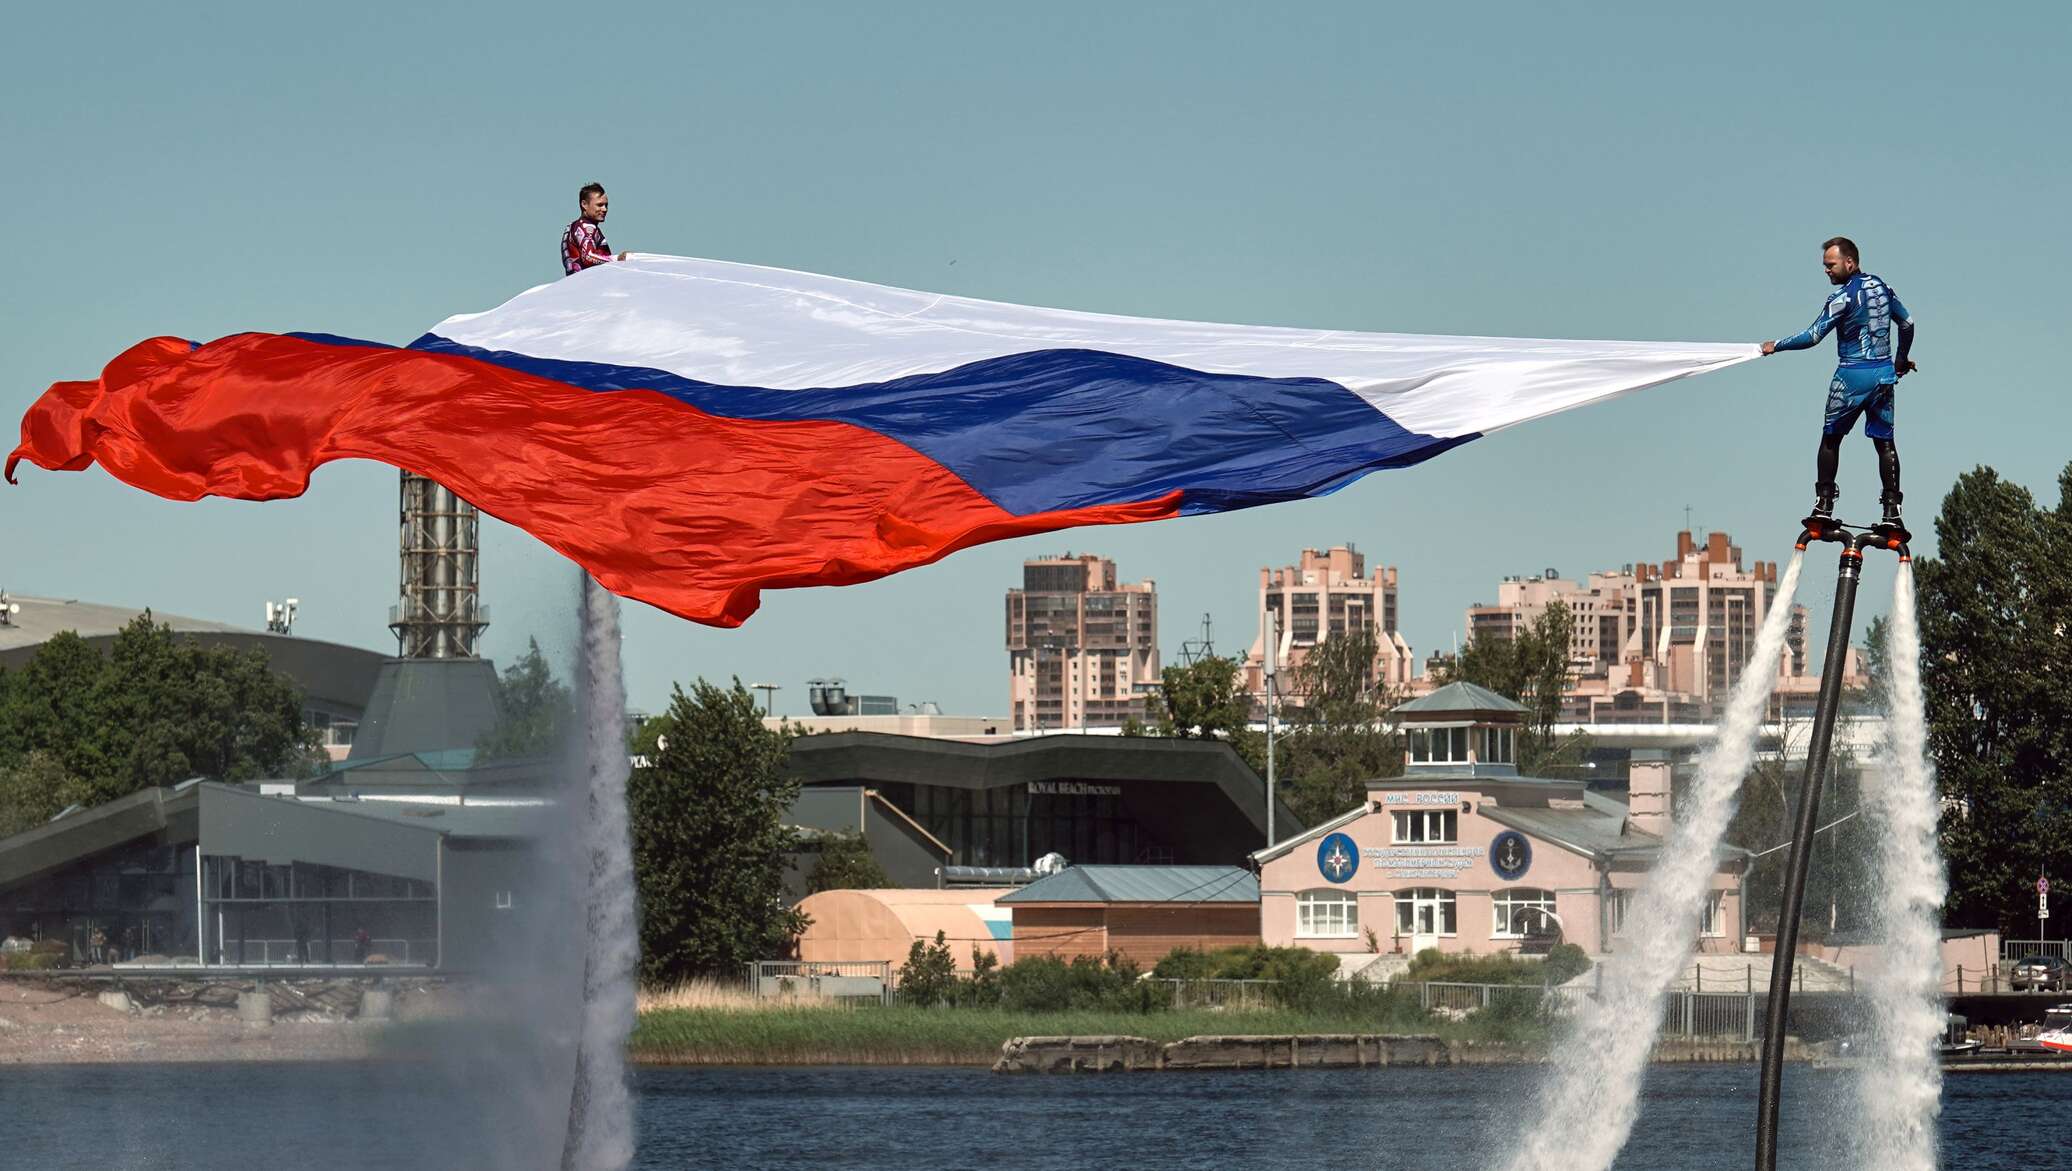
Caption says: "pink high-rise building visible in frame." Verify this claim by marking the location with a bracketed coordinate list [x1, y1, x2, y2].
[1005, 554, 1159, 731]
[1243, 544, 1414, 704]
[1460, 530, 1857, 723]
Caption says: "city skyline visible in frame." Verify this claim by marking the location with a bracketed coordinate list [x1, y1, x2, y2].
[8, 3, 2064, 718]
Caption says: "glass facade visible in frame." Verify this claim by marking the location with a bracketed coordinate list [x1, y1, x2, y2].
[200, 856, 437, 966]
[3, 839, 197, 965]
[884, 782, 1160, 867]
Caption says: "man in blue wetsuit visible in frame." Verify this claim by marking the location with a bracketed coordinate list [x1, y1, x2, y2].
[1760, 236, 1917, 527]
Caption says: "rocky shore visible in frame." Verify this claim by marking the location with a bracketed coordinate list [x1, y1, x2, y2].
[993, 1033, 1808, 1072]
[0, 974, 451, 1065]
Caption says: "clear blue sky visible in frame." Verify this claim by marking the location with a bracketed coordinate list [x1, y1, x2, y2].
[6, 2, 2065, 715]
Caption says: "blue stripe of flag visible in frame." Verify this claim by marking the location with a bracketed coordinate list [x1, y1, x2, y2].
[407, 334, 1475, 517]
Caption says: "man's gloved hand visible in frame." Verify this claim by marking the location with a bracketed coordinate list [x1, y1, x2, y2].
[1894, 359, 1918, 379]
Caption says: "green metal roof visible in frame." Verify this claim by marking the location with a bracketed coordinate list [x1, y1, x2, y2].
[1392, 681, 1527, 716]
[997, 864, 1258, 905]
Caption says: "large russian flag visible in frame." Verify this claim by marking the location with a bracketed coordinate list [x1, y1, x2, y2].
[9, 256, 1755, 626]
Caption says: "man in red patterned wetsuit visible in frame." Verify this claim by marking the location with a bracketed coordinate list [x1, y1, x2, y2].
[562, 182, 628, 275]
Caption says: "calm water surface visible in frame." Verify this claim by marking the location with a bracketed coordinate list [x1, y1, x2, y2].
[0, 1063, 2060, 1170]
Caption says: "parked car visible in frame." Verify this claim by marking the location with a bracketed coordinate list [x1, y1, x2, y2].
[2009, 954, 2069, 992]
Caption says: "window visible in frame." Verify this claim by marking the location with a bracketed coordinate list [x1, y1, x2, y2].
[1392, 809, 1458, 844]
[1394, 888, 1457, 936]
[1409, 726, 1473, 764]
[1296, 890, 1360, 939]
[1492, 889, 1558, 938]
[1480, 726, 1515, 764]
[1608, 889, 1634, 936]
[1699, 891, 1726, 937]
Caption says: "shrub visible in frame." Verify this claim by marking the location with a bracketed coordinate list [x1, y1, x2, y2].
[953, 947, 1004, 1008]
[1150, 944, 1343, 1009]
[1460, 985, 1549, 1043]
[1542, 942, 1592, 986]
[1150, 946, 1217, 981]
[897, 931, 958, 1007]
[998, 952, 1152, 1012]
[1406, 949, 1535, 985]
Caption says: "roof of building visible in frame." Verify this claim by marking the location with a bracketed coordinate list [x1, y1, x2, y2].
[1251, 786, 1737, 870]
[997, 864, 1259, 905]
[795, 887, 1015, 964]
[347, 658, 501, 759]
[0, 780, 551, 896]
[1476, 790, 1664, 862]
[1249, 806, 1368, 866]
[0, 593, 388, 713]
[0, 783, 198, 891]
[1393, 681, 1527, 717]
[298, 798, 554, 840]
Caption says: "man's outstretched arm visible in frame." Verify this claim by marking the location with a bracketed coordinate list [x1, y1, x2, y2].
[1761, 299, 1839, 356]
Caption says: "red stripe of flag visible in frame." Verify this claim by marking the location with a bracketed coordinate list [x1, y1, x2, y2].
[8, 334, 1181, 626]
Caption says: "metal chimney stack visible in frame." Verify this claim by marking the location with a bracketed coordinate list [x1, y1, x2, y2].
[389, 471, 489, 658]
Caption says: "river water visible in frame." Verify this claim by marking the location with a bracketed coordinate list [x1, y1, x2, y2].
[0, 1063, 2059, 1170]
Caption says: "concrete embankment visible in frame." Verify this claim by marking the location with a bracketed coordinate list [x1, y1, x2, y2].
[993, 1034, 1805, 1073]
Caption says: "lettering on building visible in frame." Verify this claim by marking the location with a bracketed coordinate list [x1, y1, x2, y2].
[1027, 781, 1123, 797]
[1366, 844, 1479, 879]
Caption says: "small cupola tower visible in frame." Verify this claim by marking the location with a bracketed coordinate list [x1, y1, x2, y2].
[1390, 681, 1528, 778]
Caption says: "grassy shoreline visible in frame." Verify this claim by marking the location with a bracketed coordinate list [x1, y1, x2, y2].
[628, 1004, 1546, 1066]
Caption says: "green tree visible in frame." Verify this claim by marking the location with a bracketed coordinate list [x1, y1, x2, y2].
[475, 638, 575, 760]
[0, 615, 321, 821]
[1276, 628, 1403, 825]
[1133, 653, 1264, 772]
[806, 832, 891, 893]
[628, 679, 808, 983]
[1917, 463, 2072, 933]
[1850, 615, 1892, 716]
[0, 751, 88, 837]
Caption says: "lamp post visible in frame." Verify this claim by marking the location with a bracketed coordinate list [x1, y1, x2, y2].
[1264, 605, 1281, 848]
[749, 682, 780, 716]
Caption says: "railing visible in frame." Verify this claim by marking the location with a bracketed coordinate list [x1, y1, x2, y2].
[1393, 980, 1590, 1016]
[747, 960, 892, 1006]
[1395, 980, 1783, 1041]
[1951, 961, 2070, 994]
[1147, 977, 1279, 1010]
[213, 937, 431, 966]
[2000, 939, 2068, 962]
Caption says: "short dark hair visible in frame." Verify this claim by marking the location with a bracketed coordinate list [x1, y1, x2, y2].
[1822, 236, 1859, 263]
[578, 182, 606, 206]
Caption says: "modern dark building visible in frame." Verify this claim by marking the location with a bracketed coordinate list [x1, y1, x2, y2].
[783, 733, 1299, 882]
[0, 594, 561, 971]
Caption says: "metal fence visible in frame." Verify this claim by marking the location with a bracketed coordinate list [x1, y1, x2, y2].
[1147, 977, 1279, 1010]
[2000, 939, 2068, 962]
[1394, 980, 1781, 1041]
[213, 937, 430, 967]
[746, 960, 892, 1006]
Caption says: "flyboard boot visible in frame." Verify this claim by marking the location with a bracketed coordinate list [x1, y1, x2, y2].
[1872, 490, 1910, 547]
[1801, 483, 1839, 541]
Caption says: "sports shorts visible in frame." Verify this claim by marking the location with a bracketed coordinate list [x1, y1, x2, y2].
[1823, 364, 1896, 440]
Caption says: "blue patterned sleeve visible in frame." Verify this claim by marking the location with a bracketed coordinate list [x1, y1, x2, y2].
[1771, 296, 1840, 352]
[1890, 285, 1915, 368]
